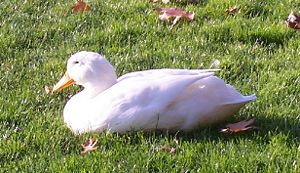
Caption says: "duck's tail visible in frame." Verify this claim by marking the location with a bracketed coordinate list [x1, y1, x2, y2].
[243, 94, 256, 102]
[223, 94, 256, 106]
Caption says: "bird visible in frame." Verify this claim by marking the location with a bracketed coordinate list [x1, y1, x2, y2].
[52, 51, 256, 134]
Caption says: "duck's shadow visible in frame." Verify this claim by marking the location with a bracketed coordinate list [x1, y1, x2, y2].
[116, 116, 300, 144]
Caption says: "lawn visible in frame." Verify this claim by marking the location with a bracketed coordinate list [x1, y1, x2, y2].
[0, 0, 299, 172]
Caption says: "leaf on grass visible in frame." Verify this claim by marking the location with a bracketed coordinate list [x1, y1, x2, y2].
[285, 11, 300, 29]
[72, 0, 91, 12]
[155, 8, 195, 26]
[220, 118, 256, 134]
[150, 0, 170, 3]
[225, 6, 239, 15]
[45, 86, 51, 94]
[81, 138, 98, 154]
[160, 146, 176, 153]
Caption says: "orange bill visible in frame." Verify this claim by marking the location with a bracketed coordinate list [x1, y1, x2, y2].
[52, 72, 75, 92]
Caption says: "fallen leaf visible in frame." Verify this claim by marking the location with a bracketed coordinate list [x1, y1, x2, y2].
[220, 118, 257, 134]
[225, 6, 239, 15]
[160, 146, 176, 153]
[81, 138, 98, 154]
[155, 7, 195, 26]
[45, 86, 51, 94]
[285, 11, 300, 29]
[72, 0, 91, 12]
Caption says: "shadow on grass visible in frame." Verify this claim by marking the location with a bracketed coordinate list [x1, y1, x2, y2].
[184, 116, 299, 141]
[241, 31, 295, 50]
[180, 116, 299, 143]
[112, 115, 300, 145]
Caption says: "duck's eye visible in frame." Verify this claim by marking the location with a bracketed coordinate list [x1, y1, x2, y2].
[74, 61, 79, 64]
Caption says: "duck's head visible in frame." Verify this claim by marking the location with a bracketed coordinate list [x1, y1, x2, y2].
[52, 51, 117, 94]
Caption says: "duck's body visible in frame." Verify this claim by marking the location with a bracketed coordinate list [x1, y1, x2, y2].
[53, 51, 256, 134]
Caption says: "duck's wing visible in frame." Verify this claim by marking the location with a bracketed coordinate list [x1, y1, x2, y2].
[117, 68, 219, 82]
[95, 72, 215, 132]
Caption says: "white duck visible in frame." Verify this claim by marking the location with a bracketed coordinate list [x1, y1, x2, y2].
[52, 51, 256, 134]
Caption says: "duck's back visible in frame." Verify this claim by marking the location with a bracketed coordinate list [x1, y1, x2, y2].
[96, 72, 215, 132]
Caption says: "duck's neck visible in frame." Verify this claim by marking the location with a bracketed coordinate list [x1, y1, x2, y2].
[82, 78, 117, 98]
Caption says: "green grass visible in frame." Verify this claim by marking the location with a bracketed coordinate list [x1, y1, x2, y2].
[1, 0, 299, 172]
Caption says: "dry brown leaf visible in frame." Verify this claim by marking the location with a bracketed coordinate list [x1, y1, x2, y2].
[72, 0, 92, 12]
[160, 146, 176, 153]
[45, 86, 51, 94]
[220, 118, 257, 134]
[225, 6, 239, 15]
[81, 138, 98, 154]
[285, 11, 300, 29]
[155, 7, 195, 26]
